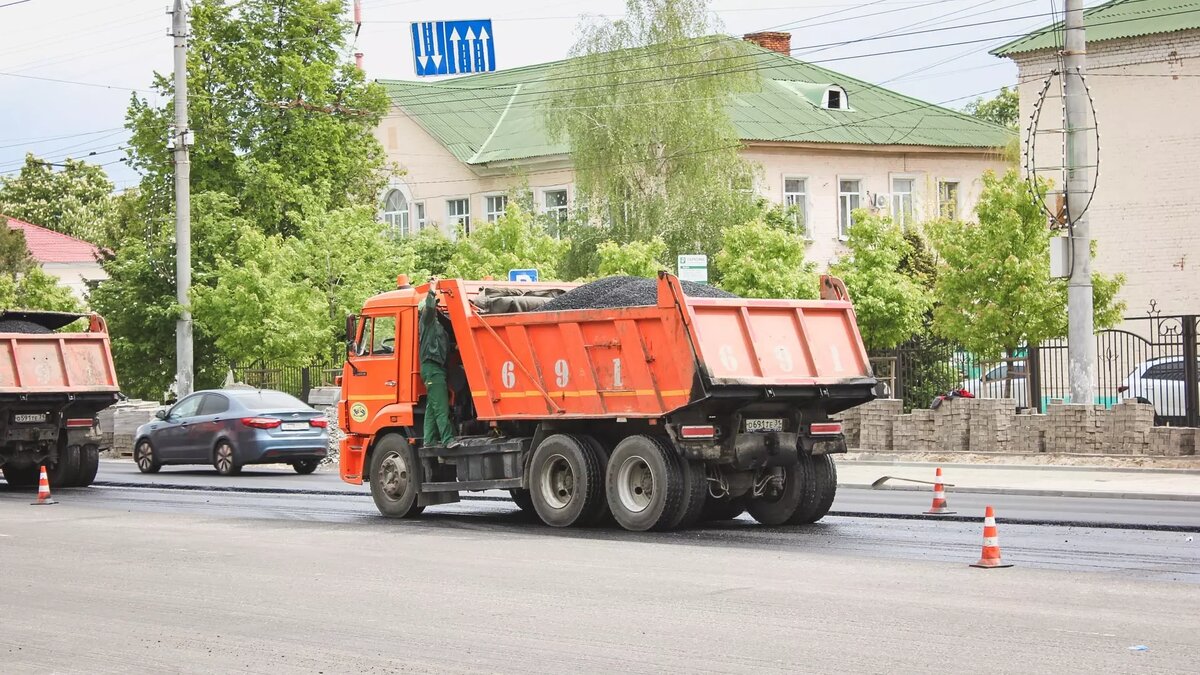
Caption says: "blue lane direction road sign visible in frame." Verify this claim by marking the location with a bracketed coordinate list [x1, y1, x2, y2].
[508, 269, 538, 283]
[411, 20, 495, 77]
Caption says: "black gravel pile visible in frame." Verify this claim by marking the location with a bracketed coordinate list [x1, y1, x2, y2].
[0, 320, 53, 334]
[539, 276, 737, 312]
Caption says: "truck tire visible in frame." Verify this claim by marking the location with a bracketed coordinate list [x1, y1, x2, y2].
[213, 440, 242, 476]
[369, 434, 425, 518]
[48, 444, 81, 488]
[135, 439, 162, 473]
[605, 435, 684, 532]
[578, 435, 613, 525]
[75, 444, 100, 487]
[2, 464, 39, 488]
[668, 456, 708, 529]
[528, 434, 606, 528]
[702, 495, 747, 521]
[509, 489, 535, 514]
[747, 461, 813, 526]
[791, 454, 837, 524]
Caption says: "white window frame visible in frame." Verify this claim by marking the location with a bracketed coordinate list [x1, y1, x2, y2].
[890, 174, 918, 227]
[824, 86, 850, 111]
[413, 201, 426, 231]
[540, 186, 570, 225]
[381, 189, 410, 237]
[837, 177, 864, 240]
[484, 193, 508, 223]
[938, 179, 961, 220]
[446, 196, 471, 235]
[782, 175, 811, 240]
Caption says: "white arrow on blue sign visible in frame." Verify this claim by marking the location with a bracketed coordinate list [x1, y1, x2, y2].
[411, 20, 496, 77]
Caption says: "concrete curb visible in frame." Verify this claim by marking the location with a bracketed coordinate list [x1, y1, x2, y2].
[845, 482, 1200, 502]
[843, 457, 1200, 475]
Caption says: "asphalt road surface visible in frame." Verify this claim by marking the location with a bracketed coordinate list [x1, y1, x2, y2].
[2, 464, 1198, 673]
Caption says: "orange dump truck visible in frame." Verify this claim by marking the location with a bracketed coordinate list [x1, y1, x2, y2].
[0, 311, 121, 489]
[338, 273, 875, 531]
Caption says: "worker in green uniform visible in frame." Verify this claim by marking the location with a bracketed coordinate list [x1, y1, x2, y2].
[419, 280, 455, 448]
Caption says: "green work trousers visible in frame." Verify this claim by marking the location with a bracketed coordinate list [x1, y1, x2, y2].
[421, 360, 455, 447]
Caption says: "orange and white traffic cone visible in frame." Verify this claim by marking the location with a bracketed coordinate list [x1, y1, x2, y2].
[923, 467, 955, 514]
[970, 505, 1012, 569]
[30, 465, 57, 506]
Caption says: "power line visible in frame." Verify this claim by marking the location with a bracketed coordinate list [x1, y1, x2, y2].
[0, 127, 125, 149]
[0, 70, 153, 93]
[0, 0, 34, 8]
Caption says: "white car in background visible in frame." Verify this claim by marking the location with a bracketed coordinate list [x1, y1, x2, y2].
[959, 361, 1029, 409]
[1118, 356, 1199, 421]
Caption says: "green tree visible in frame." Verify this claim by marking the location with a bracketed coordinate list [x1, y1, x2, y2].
[545, 0, 759, 260]
[714, 218, 818, 299]
[0, 221, 32, 279]
[831, 211, 929, 351]
[964, 86, 1019, 130]
[445, 204, 569, 280]
[395, 227, 456, 282]
[0, 155, 115, 244]
[597, 237, 667, 278]
[928, 169, 1124, 360]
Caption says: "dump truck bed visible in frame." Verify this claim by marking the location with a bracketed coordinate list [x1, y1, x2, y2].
[438, 274, 874, 421]
[0, 312, 119, 395]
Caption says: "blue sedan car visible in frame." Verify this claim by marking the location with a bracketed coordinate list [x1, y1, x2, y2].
[134, 388, 330, 476]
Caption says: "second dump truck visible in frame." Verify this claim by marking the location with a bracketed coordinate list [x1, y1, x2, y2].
[338, 273, 875, 532]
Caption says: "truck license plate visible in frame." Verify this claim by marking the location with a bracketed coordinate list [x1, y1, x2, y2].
[745, 418, 783, 432]
[14, 413, 47, 424]
[281, 422, 308, 431]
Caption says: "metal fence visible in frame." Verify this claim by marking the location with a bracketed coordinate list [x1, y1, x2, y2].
[229, 358, 344, 402]
[871, 313, 1200, 426]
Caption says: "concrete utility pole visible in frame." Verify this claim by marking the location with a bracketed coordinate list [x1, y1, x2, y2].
[171, 0, 194, 397]
[1064, 0, 1095, 407]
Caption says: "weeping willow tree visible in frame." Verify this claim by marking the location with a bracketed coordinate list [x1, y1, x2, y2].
[544, 0, 760, 260]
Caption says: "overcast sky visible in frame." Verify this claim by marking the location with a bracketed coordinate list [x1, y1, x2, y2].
[0, 0, 1073, 191]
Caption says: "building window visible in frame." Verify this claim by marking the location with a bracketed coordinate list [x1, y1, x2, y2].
[447, 198, 471, 234]
[783, 177, 809, 237]
[824, 86, 849, 110]
[938, 181, 960, 220]
[891, 178, 914, 226]
[543, 189, 568, 225]
[382, 189, 409, 237]
[838, 179, 862, 238]
[485, 195, 508, 223]
[414, 202, 426, 231]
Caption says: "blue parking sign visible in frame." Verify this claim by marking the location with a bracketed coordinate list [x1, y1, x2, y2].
[508, 269, 538, 283]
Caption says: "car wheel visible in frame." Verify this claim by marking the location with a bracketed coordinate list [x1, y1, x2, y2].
[369, 434, 424, 518]
[2, 464, 40, 488]
[135, 440, 162, 474]
[292, 459, 320, 475]
[213, 440, 242, 476]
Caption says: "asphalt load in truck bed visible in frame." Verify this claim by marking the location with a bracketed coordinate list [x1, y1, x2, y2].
[538, 276, 737, 312]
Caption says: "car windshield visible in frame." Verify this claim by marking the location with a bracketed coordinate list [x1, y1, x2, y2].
[230, 390, 308, 411]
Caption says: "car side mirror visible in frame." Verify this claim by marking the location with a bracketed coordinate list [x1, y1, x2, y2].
[155, 409, 168, 421]
[346, 313, 358, 356]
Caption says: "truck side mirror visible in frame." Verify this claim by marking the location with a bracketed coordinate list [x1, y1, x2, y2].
[345, 314, 358, 355]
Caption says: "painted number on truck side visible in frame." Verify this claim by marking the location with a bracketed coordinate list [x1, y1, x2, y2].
[719, 345, 738, 371]
[554, 359, 570, 388]
[612, 358, 623, 388]
[775, 346, 794, 373]
[501, 361, 516, 388]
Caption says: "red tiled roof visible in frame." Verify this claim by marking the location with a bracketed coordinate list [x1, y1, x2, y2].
[3, 215, 101, 264]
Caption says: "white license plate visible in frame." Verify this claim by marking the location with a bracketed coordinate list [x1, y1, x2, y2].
[281, 422, 309, 431]
[745, 418, 784, 432]
[14, 414, 47, 424]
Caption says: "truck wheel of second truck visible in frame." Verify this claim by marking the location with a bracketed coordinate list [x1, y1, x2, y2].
[369, 434, 425, 518]
[605, 435, 684, 532]
[529, 434, 606, 528]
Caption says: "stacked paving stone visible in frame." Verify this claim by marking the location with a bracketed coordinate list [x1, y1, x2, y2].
[1100, 400, 1156, 455]
[966, 398, 1015, 453]
[98, 400, 161, 457]
[1011, 409, 1047, 454]
[857, 399, 902, 452]
[1149, 427, 1198, 456]
[1045, 404, 1101, 454]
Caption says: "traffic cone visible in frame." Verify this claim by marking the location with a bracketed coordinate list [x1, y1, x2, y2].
[970, 506, 1012, 569]
[31, 465, 57, 505]
[923, 467, 955, 514]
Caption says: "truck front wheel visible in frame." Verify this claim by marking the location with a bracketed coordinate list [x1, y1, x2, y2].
[369, 434, 425, 518]
[605, 435, 684, 532]
[529, 434, 606, 528]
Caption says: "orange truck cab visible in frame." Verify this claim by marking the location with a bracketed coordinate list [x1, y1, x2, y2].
[339, 272, 876, 532]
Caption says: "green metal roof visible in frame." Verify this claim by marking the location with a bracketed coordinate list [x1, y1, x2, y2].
[381, 39, 1013, 166]
[993, 0, 1200, 56]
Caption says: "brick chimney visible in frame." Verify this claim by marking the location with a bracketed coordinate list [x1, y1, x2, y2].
[743, 31, 791, 55]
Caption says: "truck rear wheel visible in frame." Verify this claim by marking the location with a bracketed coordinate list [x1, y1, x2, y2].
[605, 435, 684, 532]
[702, 495, 747, 521]
[2, 464, 39, 488]
[669, 456, 708, 529]
[747, 461, 812, 526]
[48, 445, 81, 488]
[791, 454, 837, 524]
[369, 434, 425, 518]
[529, 434, 606, 528]
[75, 444, 100, 487]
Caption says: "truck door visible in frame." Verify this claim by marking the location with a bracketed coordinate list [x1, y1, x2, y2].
[344, 313, 400, 434]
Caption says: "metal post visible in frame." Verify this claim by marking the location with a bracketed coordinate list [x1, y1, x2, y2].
[172, 0, 194, 397]
[1183, 317, 1198, 427]
[1027, 344, 1043, 413]
[1064, 0, 1095, 407]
